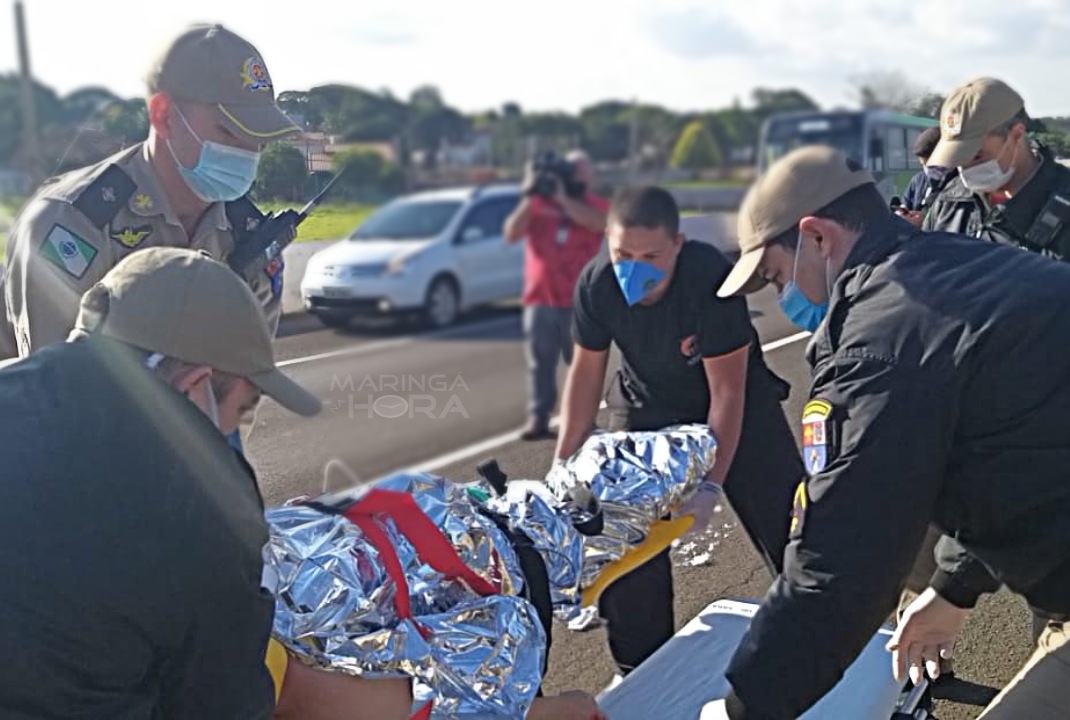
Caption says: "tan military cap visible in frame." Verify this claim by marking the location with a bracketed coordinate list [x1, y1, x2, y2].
[73, 247, 321, 417]
[928, 77, 1025, 169]
[717, 145, 875, 298]
[145, 23, 301, 144]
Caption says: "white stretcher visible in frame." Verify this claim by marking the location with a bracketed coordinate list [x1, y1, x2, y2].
[597, 599, 929, 720]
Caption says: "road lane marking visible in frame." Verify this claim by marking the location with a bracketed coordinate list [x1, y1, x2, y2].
[277, 316, 518, 368]
[760, 331, 812, 352]
[367, 330, 812, 481]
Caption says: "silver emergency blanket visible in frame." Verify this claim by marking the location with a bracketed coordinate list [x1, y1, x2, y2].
[264, 491, 545, 718]
[375, 471, 525, 597]
[482, 480, 586, 614]
[546, 424, 718, 588]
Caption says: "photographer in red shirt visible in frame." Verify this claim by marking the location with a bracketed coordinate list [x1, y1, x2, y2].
[504, 150, 609, 440]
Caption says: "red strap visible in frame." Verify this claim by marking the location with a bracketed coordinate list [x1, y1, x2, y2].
[342, 488, 501, 598]
[337, 488, 502, 719]
[348, 513, 413, 621]
[409, 701, 433, 720]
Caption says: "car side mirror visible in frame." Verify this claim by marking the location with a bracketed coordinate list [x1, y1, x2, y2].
[461, 226, 485, 243]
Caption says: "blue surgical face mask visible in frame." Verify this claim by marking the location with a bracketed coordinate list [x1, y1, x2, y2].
[167, 108, 260, 203]
[613, 259, 666, 306]
[777, 233, 830, 332]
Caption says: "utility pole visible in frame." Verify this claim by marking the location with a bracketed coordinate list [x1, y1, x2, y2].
[15, 0, 44, 187]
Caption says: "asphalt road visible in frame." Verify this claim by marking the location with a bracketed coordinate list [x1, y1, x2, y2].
[247, 282, 1034, 720]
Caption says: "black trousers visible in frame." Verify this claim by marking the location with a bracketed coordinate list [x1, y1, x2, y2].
[598, 391, 805, 674]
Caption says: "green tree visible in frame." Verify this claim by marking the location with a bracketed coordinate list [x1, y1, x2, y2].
[0, 73, 64, 167]
[100, 99, 148, 144]
[331, 147, 404, 200]
[62, 86, 123, 126]
[254, 143, 308, 201]
[751, 88, 819, 121]
[277, 90, 317, 129]
[910, 92, 945, 119]
[1037, 132, 1070, 157]
[705, 103, 760, 164]
[671, 120, 722, 171]
[578, 101, 634, 162]
[405, 85, 470, 170]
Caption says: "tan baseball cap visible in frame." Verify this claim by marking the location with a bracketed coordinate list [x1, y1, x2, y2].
[146, 23, 301, 144]
[717, 145, 875, 298]
[73, 247, 321, 417]
[928, 77, 1025, 169]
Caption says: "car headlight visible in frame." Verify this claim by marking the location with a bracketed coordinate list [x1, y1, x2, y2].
[384, 256, 409, 276]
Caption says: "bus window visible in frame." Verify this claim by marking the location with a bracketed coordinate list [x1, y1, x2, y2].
[758, 113, 865, 172]
[886, 126, 908, 170]
[906, 128, 922, 169]
[868, 132, 885, 173]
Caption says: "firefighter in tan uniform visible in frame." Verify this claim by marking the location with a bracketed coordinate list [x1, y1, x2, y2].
[2, 22, 300, 360]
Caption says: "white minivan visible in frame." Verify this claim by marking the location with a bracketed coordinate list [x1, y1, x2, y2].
[300, 184, 525, 328]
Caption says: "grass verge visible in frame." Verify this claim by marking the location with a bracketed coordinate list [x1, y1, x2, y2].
[260, 202, 375, 243]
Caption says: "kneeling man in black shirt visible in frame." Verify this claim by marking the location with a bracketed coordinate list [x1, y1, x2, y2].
[554, 186, 804, 674]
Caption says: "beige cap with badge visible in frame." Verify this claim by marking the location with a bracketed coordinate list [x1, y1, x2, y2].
[145, 23, 301, 144]
[71, 247, 321, 417]
[717, 145, 875, 298]
[928, 77, 1025, 169]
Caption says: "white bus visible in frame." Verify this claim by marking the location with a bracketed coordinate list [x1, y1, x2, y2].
[756, 109, 939, 202]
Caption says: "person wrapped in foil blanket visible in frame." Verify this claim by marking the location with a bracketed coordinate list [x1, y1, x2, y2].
[264, 474, 551, 719]
[263, 424, 715, 718]
[483, 423, 718, 618]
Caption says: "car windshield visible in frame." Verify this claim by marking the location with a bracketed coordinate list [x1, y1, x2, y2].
[349, 200, 462, 240]
[760, 115, 865, 171]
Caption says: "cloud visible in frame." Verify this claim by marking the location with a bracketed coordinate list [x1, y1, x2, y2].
[346, 18, 421, 46]
[645, 8, 755, 59]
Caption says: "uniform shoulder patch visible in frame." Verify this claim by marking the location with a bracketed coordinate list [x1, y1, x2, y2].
[40, 224, 98, 280]
[801, 398, 832, 475]
[71, 164, 137, 229]
[110, 225, 152, 249]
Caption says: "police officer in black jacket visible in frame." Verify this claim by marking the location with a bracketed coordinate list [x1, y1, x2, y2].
[923, 76, 1070, 261]
[0, 248, 321, 719]
[700, 145, 1070, 719]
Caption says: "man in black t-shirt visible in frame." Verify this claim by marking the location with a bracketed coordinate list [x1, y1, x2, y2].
[553, 186, 805, 675]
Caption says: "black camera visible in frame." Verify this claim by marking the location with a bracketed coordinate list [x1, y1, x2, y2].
[528, 151, 586, 200]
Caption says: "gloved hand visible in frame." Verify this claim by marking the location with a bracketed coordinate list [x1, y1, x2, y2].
[673, 482, 723, 538]
[545, 457, 568, 483]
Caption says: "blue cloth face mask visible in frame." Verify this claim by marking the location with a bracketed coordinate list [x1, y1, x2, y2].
[778, 234, 830, 332]
[613, 260, 666, 306]
[167, 109, 260, 203]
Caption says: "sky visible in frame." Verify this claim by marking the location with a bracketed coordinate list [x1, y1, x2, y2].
[3, 0, 1070, 117]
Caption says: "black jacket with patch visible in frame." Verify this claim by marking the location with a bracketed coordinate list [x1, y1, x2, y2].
[0, 336, 276, 719]
[922, 144, 1070, 261]
[722, 216, 1070, 720]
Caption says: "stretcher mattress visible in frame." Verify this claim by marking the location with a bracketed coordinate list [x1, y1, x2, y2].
[597, 599, 909, 719]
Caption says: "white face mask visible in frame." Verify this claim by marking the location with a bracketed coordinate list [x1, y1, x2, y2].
[960, 139, 1018, 193]
[203, 380, 221, 429]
